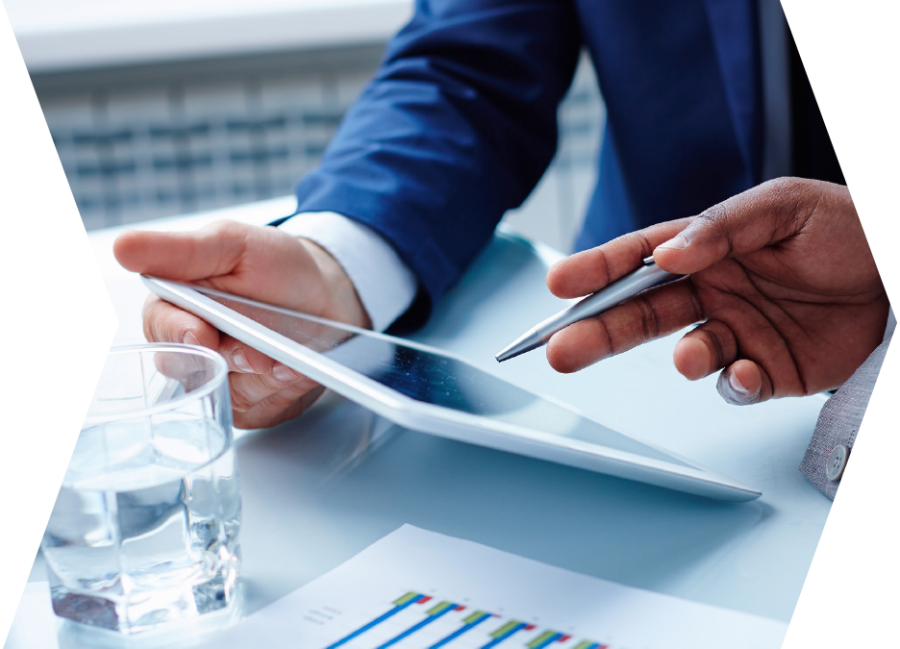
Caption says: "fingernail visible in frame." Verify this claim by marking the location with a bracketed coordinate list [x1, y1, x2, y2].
[183, 331, 200, 346]
[271, 362, 299, 383]
[657, 234, 688, 250]
[728, 371, 749, 395]
[232, 349, 254, 373]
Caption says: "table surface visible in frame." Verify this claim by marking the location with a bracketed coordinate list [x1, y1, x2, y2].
[7, 197, 832, 647]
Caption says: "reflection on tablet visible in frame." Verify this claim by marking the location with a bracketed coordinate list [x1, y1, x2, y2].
[203, 291, 689, 468]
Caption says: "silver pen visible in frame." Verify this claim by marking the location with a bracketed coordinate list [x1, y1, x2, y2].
[495, 256, 675, 362]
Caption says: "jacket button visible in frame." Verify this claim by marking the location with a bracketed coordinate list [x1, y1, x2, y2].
[826, 444, 849, 481]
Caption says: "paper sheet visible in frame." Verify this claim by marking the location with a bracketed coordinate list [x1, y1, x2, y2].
[198, 525, 787, 649]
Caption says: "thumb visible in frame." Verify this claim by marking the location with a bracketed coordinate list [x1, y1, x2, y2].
[114, 220, 250, 280]
[652, 177, 825, 275]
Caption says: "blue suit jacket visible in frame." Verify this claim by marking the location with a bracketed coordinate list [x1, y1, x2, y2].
[282, 0, 762, 324]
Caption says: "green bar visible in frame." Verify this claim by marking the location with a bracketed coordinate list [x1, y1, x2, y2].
[572, 642, 593, 649]
[527, 631, 557, 647]
[463, 611, 489, 625]
[393, 592, 420, 606]
[427, 601, 453, 616]
[491, 621, 521, 638]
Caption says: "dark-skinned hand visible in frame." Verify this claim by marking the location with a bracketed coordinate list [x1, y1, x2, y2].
[545, 178, 889, 405]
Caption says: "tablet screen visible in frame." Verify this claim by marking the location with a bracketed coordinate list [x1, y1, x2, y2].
[199, 289, 689, 468]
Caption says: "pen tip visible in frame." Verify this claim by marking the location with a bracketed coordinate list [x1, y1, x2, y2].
[494, 348, 520, 363]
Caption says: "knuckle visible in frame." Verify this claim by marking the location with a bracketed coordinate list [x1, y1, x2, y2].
[761, 176, 798, 195]
[635, 296, 660, 341]
[263, 391, 303, 413]
[209, 219, 243, 236]
[633, 230, 655, 260]
[229, 379, 259, 412]
[142, 298, 170, 342]
[230, 396, 253, 413]
[686, 284, 705, 323]
[236, 387, 319, 429]
[704, 330, 726, 369]
[696, 202, 728, 225]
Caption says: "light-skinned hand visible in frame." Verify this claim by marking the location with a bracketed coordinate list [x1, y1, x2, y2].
[114, 220, 371, 428]
[545, 178, 889, 405]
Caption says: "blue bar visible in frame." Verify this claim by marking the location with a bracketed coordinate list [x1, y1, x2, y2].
[325, 594, 424, 649]
[480, 622, 528, 649]
[376, 603, 457, 649]
[429, 613, 491, 649]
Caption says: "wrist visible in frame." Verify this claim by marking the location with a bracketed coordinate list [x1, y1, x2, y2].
[297, 237, 373, 330]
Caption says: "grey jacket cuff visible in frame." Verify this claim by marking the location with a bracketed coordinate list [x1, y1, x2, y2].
[800, 340, 890, 499]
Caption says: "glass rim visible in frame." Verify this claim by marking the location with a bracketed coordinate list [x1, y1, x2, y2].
[84, 343, 229, 426]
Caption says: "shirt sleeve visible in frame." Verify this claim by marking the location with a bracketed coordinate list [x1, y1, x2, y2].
[278, 211, 418, 332]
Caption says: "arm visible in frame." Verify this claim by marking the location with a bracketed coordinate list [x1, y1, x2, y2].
[117, 0, 581, 428]
[276, 0, 582, 324]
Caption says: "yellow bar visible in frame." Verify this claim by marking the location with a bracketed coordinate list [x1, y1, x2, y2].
[393, 592, 420, 606]
[427, 601, 453, 616]
[527, 631, 557, 647]
[491, 621, 522, 638]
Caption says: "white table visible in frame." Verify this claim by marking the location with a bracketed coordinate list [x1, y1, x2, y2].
[7, 197, 831, 647]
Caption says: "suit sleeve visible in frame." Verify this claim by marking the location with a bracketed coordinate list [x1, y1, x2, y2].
[800, 340, 891, 499]
[275, 0, 582, 326]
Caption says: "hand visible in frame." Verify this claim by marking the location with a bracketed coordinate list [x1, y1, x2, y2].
[114, 221, 371, 427]
[545, 178, 889, 405]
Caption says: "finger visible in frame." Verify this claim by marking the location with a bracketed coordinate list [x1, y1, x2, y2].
[143, 295, 220, 349]
[229, 366, 316, 413]
[672, 320, 739, 381]
[214, 333, 286, 375]
[546, 277, 703, 373]
[214, 335, 313, 407]
[716, 359, 773, 406]
[653, 177, 827, 275]
[547, 218, 694, 298]
[233, 385, 326, 429]
[114, 220, 251, 280]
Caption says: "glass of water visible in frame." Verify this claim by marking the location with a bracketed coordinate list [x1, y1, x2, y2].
[41, 344, 242, 634]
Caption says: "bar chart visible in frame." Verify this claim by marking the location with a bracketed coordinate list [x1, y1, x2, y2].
[318, 590, 606, 649]
[195, 526, 789, 649]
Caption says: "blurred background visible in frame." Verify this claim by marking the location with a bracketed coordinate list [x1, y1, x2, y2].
[7, 0, 604, 252]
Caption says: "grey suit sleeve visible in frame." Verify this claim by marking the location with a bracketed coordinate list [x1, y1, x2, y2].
[800, 341, 891, 499]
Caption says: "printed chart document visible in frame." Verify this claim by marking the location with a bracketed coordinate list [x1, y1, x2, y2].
[198, 525, 787, 649]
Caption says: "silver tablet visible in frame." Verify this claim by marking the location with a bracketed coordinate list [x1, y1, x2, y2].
[143, 276, 760, 502]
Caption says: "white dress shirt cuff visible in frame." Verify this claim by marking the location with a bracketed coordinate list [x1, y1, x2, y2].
[278, 212, 418, 332]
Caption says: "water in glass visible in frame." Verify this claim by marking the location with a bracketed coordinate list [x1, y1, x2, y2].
[41, 345, 241, 634]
